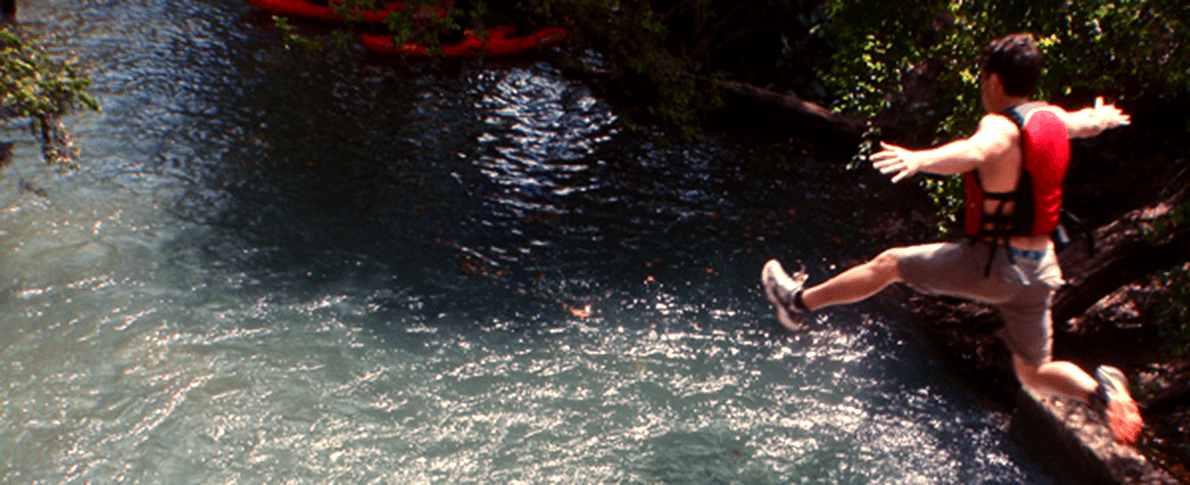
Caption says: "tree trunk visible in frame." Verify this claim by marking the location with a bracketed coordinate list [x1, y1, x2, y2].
[717, 80, 864, 149]
[1052, 187, 1190, 325]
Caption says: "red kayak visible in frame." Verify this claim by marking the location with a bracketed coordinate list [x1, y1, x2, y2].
[360, 26, 567, 57]
[246, 0, 449, 23]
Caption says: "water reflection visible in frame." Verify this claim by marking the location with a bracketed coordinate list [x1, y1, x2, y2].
[475, 64, 615, 205]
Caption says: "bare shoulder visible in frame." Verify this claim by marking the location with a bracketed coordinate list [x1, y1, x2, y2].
[979, 112, 1021, 133]
[974, 114, 1024, 190]
[974, 113, 1019, 150]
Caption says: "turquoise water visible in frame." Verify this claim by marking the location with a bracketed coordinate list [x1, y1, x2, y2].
[0, 1, 1050, 482]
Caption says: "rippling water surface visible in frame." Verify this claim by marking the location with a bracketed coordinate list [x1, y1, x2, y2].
[1, 1, 1050, 482]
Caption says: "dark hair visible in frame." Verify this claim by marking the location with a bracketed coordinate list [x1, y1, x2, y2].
[979, 33, 1043, 97]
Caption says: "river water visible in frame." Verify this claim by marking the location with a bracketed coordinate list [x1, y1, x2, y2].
[1, 0, 1052, 483]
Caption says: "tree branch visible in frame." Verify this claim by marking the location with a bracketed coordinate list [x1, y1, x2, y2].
[1053, 189, 1190, 325]
[718, 80, 865, 144]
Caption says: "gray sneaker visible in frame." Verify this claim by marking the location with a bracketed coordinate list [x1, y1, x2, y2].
[762, 260, 808, 330]
[1093, 365, 1144, 445]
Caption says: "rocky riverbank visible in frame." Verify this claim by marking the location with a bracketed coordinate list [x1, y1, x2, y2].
[908, 279, 1190, 484]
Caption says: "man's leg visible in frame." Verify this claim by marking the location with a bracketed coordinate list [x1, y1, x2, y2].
[763, 247, 912, 330]
[800, 248, 907, 311]
[763, 246, 917, 329]
[1012, 355, 1097, 400]
[1013, 355, 1144, 444]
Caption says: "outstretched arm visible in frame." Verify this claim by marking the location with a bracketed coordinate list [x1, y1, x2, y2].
[1055, 96, 1131, 139]
[871, 114, 1017, 183]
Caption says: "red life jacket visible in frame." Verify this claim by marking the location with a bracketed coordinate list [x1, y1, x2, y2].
[963, 102, 1070, 240]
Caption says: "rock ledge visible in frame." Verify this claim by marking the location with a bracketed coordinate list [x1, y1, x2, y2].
[1010, 388, 1180, 484]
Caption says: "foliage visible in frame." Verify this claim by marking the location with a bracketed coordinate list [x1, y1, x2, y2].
[273, 15, 347, 51]
[0, 27, 99, 170]
[921, 176, 962, 234]
[823, 0, 1188, 143]
[271, 0, 483, 55]
[820, 0, 1189, 228]
[269, 0, 1188, 144]
[1155, 263, 1190, 358]
[521, 0, 702, 130]
[1136, 185, 1190, 356]
[520, 0, 832, 130]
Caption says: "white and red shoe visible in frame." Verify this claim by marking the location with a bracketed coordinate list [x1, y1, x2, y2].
[761, 260, 808, 330]
[1094, 365, 1144, 445]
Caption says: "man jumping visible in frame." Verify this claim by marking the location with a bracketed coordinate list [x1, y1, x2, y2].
[761, 33, 1143, 445]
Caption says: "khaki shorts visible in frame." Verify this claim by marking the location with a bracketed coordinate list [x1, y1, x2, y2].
[896, 240, 1065, 366]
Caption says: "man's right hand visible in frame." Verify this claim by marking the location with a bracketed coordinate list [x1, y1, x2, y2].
[872, 141, 923, 184]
